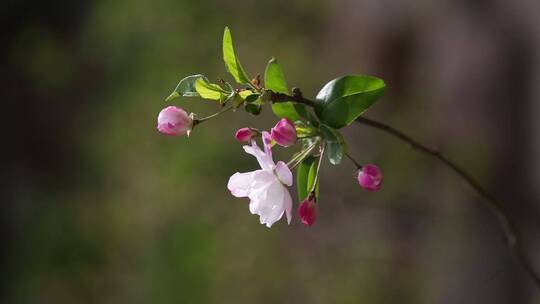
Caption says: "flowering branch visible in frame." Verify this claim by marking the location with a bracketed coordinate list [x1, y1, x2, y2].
[270, 89, 540, 290]
[157, 26, 539, 290]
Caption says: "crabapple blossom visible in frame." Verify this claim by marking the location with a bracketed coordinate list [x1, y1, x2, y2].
[227, 132, 293, 228]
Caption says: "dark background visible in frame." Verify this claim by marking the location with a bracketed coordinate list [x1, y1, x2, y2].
[3, 0, 540, 303]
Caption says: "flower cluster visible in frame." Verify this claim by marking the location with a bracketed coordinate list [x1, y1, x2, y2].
[157, 110, 383, 227]
[227, 130, 293, 228]
[156, 27, 386, 228]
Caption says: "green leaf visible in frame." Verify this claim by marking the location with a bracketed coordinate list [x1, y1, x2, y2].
[271, 100, 307, 122]
[320, 124, 346, 165]
[238, 89, 255, 101]
[245, 103, 262, 115]
[264, 58, 307, 122]
[315, 75, 385, 129]
[296, 155, 318, 201]
[295, 126, 315, 138]
[232, 93, 245, 108]
[223, 27, 250, 84]
[264, 58, 288, 93]
[233, 91, 261, 107]
[244, 94, 260, 103]
[166, 74, 207, 101]
[195, 78, 230, 102]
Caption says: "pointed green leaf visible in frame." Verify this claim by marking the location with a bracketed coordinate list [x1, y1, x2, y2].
[195, 78, 230, 102]
[295, 125, 316, 139]
[320, 124, 346, 165]
[245, 103, 262, 115]
[296, 155, 319, 201]
[264, 58, 307, 122]
[264, 58, 288, 93]
[244, 94, 259, 103]
[223, 27, 250, 84]
[315, 75, 385, 129]
[238, 90, 254, 99]
[166, 74, 208, 101]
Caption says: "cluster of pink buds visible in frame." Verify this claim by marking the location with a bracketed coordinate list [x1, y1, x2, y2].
[156, 105, 383, 227]
[226, 118, 383, 227]
[157, 105, 383, 228]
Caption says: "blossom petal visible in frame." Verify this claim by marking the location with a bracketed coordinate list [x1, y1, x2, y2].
[229, 134, 294, 228]
[275, 161, 293, 186]
[283, 188, 293, 224]
[262, 131, 273, 156]
[243, 141, 275, 171]
[257, 181, 288, 228]
[248, 171, 275, 214]
[227, 172, 254, 197]
[252, 170, 275, 184]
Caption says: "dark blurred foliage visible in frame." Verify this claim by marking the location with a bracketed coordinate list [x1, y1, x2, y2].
[2, 0, 540, 303]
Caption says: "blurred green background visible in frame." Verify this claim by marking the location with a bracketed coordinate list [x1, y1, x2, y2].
[3, 0, 540, 303]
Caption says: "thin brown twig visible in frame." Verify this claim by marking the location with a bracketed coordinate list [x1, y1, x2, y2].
[270, 89, 540, 290]
[345, 152, 362, 169]
[356, 116, 540, 289]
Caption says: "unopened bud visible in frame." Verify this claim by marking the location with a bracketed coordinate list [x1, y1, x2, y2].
[271, 118, 297, 147]
[298, 194, 317, 227]
[235, 128, 257, 143]
[157, 106, 193, 136]
[357, 164, 383, 191]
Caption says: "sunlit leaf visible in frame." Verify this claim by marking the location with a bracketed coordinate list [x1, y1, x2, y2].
[223, 27, 250, 84]
[264, 58, 306, 122]
[238, 90, 254, 99]
[166, 74, 208, 101]
[195, 78, 230, 102]
[264, 58, 288, 93]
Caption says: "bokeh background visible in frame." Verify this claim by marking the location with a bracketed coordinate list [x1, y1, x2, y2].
[3, 0, 540, 303]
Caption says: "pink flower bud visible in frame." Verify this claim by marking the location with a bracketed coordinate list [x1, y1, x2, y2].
[298, 195, 317, 227]
[157, 106, 193, 136]
[271, 118, 297, 147]
[235, 128, 256, 143]
[357, 164, 383, 191]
